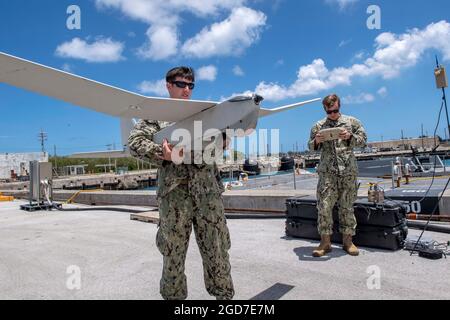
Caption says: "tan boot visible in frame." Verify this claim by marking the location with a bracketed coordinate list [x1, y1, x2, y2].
[313, 235, 332, 257]
[343, 234, 359, 256]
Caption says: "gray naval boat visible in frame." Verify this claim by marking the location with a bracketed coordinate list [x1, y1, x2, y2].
[357, 154, 449, 215]
[357, 154, 447, 178]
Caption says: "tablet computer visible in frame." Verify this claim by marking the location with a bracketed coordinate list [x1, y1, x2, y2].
[319, 128, 342, 141]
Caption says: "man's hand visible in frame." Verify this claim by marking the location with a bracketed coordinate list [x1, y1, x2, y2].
[158, 139, 173, 161]
[339, 129, 352, 141]
[315, 133, 325, 145]
[159, 139, 184, 162]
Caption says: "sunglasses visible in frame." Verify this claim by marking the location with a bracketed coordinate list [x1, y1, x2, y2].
[326, 109, 340, 115]
[171, 81, 195, 90]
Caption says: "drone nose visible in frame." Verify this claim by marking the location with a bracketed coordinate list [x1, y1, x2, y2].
[253, 94, 264, 105]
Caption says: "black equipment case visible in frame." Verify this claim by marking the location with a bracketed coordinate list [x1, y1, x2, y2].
[350, 199, 407, 227]
[286, 217, 408, 251]
[286, 196, 407, 227]
[285, 197, 408, 250]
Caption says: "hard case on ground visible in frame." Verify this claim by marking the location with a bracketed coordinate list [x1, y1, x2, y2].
[286, 197, 408, 227]
[285, 217, 408, 251]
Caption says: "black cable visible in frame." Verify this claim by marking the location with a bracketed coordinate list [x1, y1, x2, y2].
[412, 100, 444, 204]
[382, 100, 444, 208]
[410, 90, 450, 255]
[409, 176, 450, 255]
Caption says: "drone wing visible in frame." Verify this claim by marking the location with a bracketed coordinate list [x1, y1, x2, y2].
[259, 98, 321, 118]
[0, 52, 217, 122]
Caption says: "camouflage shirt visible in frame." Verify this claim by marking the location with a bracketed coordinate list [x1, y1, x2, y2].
[308, 115, 367, 176]
[128, 120, 225, 199]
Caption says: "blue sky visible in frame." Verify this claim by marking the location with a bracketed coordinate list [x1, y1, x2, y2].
[1, 0, 450, 155]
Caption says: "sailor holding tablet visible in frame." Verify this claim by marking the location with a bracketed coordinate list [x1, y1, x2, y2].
[308, 94, 367, 257]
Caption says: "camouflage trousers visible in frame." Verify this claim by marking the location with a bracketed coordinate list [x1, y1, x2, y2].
[316, 174, 358, 236]
[156, 185, 234, 300]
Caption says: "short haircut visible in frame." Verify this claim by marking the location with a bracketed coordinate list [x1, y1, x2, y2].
[322, 94, 341, 109]
[166, 67, 195, 83]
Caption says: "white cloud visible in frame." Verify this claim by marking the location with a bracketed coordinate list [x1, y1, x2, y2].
[138, 79, 168, 97]
[339, 39, 352, 47]
[377, 87, 388, 98]
[137, 26, 179, 60]
[275, 59, 284, 67]
[353, 51, 365, 60]
[342, 93, 375, 105]
[96, 0, 247, 24]
[197, 65, 218, 81]
[253, 21, 450, 101]
[271, 0, 284, 11]
[325, 0, 359, 10]
[96, 0, 177, 25]
[181, 7, 267, 58]
[169, 0, 247, 17]
[55, 37, 125, 63]
[95, 0, 262, 60]
[61, 63, 73, 72]
[233, 65, 245, 76]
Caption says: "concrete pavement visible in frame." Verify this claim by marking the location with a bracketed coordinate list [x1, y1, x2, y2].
[1, 200, 449, 300]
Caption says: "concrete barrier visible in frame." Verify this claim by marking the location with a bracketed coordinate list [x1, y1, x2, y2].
[1, 189, 316, 213]
[6, 186, 449, 216]
[223, 190, 312, 212]
[53, 190, 159, 207]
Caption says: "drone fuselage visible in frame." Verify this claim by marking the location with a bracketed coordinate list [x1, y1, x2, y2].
[153, 95, 262, 150]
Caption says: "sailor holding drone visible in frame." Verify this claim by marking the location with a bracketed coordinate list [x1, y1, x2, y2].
[128, 67, 234, 300]
[309, 94, 367, 257]
[0, 51, 318, 300]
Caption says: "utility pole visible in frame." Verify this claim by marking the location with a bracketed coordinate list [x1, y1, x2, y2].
[262, 130, 266, 157]
[53, 145, 58, 174]
[421, 124, 424, 150]
[38, 129, 47, 153]
[106, 143, 112, 173]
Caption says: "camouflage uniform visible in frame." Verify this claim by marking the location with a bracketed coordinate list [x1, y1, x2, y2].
[308, 115, 367, 236]
[128, 120, 234, 300]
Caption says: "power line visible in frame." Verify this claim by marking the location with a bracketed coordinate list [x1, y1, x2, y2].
[37, 129, 47, 153]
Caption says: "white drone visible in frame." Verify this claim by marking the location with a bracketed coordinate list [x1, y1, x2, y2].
[0, 52, 320, 158]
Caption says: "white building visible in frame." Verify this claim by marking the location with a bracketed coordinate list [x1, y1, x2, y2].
[64, 164, 88, 176]
[0, 152, 49, 180]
